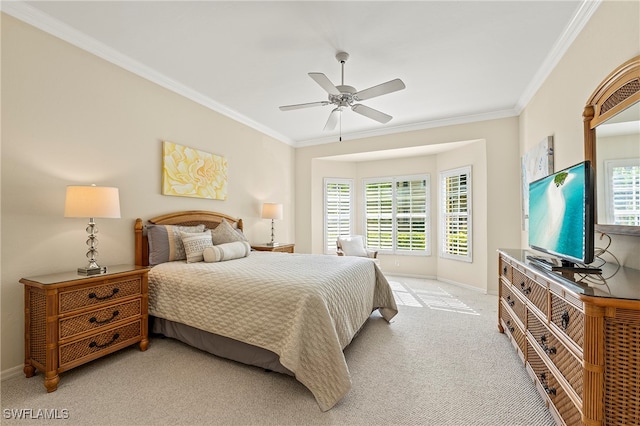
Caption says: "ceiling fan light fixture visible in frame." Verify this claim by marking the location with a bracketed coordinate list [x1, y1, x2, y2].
[279, 51, 405, 131]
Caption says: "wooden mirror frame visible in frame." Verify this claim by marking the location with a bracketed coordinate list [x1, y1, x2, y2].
[583, 55, 640, 236]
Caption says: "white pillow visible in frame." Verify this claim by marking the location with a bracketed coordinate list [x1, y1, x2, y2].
[203, 241, 251, 263]
[180, 230, 213, 263]
[339, 236, 368, 257]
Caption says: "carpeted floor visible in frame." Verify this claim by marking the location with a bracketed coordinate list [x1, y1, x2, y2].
[1, 276, 555, 425]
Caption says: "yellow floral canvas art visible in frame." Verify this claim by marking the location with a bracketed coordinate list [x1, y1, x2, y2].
[162, 141, 228, 200]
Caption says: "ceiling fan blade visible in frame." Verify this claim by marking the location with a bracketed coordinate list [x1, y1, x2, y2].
[324, 108, 340, 131]
[279, 101, 330, 111]
[308, 73, 341, 96]
[354, 78, 405, 101]
[352, 104, 392, 124]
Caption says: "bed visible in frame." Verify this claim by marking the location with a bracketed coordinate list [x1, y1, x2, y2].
[134, 210, 398, 411]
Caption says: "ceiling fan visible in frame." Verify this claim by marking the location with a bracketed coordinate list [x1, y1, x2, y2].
[279, 52, 406, 131]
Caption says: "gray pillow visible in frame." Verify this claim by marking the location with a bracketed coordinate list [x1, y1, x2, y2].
[211, 219, 247, 245]
[147, 224, 206, 265]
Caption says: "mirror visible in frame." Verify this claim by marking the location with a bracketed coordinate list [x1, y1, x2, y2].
[584, 55, 640, 236]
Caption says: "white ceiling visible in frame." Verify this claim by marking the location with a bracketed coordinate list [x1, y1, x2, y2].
[4, 1, 599, 147]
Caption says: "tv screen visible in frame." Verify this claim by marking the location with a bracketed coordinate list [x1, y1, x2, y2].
[528, 160, 595, 265]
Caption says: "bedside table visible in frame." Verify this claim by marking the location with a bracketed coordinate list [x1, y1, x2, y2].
[251, 243, 295, 253]
[20, 265, 149, 392]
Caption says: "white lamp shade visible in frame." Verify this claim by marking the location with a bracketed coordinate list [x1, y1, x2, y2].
[261, 203, 283, 220]
[64, 185, 121, 218]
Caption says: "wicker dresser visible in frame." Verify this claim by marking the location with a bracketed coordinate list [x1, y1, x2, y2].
[498, 249, 640, 426]
[21, 265, 149, 392]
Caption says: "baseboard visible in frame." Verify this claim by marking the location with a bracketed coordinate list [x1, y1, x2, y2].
[386, 272, 491, 295]
[384, 272, 437, 280]
[436, 277, 488, 294]
[1, 365, 24, 381]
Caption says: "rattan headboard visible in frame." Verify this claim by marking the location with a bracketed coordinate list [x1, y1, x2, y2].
[134, 210, 244, 266]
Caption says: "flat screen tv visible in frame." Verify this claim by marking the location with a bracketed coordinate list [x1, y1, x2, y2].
[528, 160, 595, 268]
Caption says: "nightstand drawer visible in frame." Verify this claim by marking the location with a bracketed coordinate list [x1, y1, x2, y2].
[59, 276, 142, 313]
[59, 320, 142, 369]
[59, 299, 142, 340]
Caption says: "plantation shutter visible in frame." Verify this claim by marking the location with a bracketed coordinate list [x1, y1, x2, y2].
[364, 175, 430, 254]
[606, 160, 640, 226]
[365, 180, 393, 250]
[396, 178, 427, 252]
[324, 179, 353, 254]
[440, 166, 472, 262]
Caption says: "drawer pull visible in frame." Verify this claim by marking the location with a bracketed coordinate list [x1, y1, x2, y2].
[539, 373, 556, 396]
[519, 282, 531, 295]
[506, 320, 515, 333]
[89, 333, 120, 349]
[89, 310, 119, 325]
[506, 295, 515, 307]
[88, 288, 119, 301]
[540, 334, 557, 355]
[561, 310, 570, 330]
[503, 266, 508, 275]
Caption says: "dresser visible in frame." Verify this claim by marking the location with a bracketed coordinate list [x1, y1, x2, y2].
[21, 265, 149, 392]
[251, 243, 295, 253]
[498, 249, 640, 426]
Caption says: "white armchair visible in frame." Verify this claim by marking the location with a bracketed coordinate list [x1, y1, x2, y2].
[336, 235, 379, 263]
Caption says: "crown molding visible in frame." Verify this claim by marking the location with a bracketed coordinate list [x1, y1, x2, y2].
[294, 108, 519, 147]
[515, 0, 602, 113]
[1, 1, 296, 146]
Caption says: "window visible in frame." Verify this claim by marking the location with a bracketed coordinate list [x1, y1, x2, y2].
[324, 178, 353, 254]
[604, 159, 640, 226]
[364, 175, 430, 255]
[439, 166, 472, 262]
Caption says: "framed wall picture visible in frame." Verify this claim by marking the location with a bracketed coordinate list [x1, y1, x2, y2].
[521, 136, 554, 230]
[162, 141, 228, 200]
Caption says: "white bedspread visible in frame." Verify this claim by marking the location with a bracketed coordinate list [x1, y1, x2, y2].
[148, 251, 397, 411]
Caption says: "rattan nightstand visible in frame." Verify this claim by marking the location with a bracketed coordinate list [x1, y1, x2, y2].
[21, 265, 149, 392]
[251, 243, 295, 253]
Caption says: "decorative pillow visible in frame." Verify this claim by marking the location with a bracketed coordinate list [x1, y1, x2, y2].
[147, 224, 206, 265]
[203, 241, 251, 263]
[338, 236, 368, 257]
[210, 219, 247, 245]
[181, 230, 214, 263]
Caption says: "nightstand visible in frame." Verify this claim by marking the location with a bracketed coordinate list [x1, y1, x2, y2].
[251, 243, 295, 253]
[20, 265, 149, 392]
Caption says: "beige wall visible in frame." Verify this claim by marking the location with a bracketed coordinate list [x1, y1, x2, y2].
[296, 117, 520, 292]
[519, 0, 640, 268]
[436, 140, 488, 289]
[1, 15, 294, 372]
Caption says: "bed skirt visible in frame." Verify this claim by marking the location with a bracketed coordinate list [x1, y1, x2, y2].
[151, 316, 294, 376]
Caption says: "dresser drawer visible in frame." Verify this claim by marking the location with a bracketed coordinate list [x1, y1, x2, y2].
[59, 320, 142, 369]
[499, 256, 513, 283]
[501, 281, 526, 325]
[59, 276, 142, 313]
[527, 342, 582, 426]
[527, 310, 583, 398]
[59, 299, 142, 340]
[500, 303, 526, 356]
[550, 294, 584, 349]
[512, 268, 548, 316]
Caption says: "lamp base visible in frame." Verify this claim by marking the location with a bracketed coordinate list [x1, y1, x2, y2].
[77, 266, 107, 276]
[265, 242, 280, 247]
